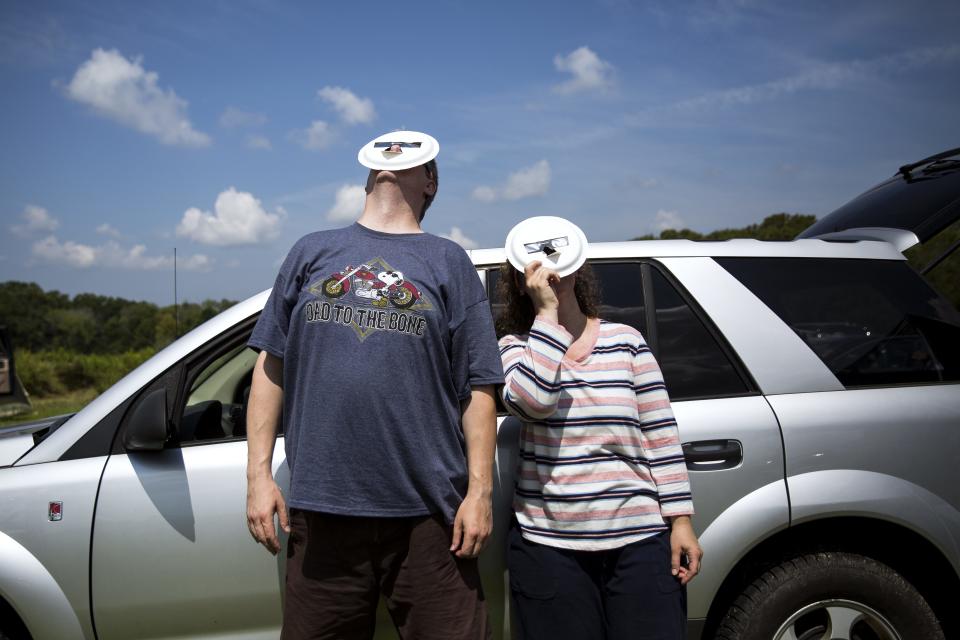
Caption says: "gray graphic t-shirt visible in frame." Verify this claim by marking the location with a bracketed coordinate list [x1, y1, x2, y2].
[248, 223, 504, 522]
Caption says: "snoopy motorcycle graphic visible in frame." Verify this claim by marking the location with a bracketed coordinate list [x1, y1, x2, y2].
[320, 263, 422, 309]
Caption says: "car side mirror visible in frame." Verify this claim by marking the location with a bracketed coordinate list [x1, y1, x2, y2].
[123, 388, 171, 451]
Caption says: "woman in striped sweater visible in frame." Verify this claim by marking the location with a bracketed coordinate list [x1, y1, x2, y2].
[497, 259, 702, 640]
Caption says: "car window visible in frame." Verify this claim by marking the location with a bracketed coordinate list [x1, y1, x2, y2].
[592, 262, 647, 336]
[487, 262, 646, 337]
[485, 261, 750, 404]
[179, 338, 263, 444]
[716, 257, 960, 387]
[649, 266, 752, 400]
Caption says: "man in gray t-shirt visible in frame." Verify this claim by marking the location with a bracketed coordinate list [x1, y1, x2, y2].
[245, 130, 503, 639]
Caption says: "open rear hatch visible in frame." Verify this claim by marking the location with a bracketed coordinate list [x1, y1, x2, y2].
[798, 147, 960, 255]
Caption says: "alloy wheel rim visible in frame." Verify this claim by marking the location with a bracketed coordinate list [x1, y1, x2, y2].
[773, 599, 901, 640]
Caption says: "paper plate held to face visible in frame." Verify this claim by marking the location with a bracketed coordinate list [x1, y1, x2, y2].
[358, 130, 439, 171]
[504, 216, 588, 278]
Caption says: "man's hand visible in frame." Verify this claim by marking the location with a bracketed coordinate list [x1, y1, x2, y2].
[246, 350, 285, 555]
[246, 475, 290, 555]
[450, 492, 492, 558]
[669, 515, 702, 585]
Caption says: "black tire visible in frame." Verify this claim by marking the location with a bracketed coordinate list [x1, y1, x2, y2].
[0, 600, 30, 640]
[716, 552, 944, 640]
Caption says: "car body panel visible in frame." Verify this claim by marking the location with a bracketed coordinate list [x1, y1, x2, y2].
[0, 430, 36, 467]
[91, 440, 285, 639]
[0, 415, 71, 466]
[0, 529, 88, 639]
[0, 457, 106, 639]
[787, 469, 960, 576]
[769, 385, 960, 573]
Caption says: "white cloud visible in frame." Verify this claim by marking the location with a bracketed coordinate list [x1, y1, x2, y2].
[11, 205, 59, 236]
[327, 184, 366, 222]
[646, 44, 960, 118]
[96, 223, 122, 238]
[471, 186, 497, 203]
[473, 160, 552, 202]
[246, 135, 272, 150]
[440, 227, 478, 250]
[292, 120, 334, 150]
[32, 236, 210, 270]
[32, 236, 96, 268]
[220, 106, 267, 128]
[176, 187, 284, 246]
[553, 46, 615, 94]
[317, 86, 376, 125]
[65, 48, 210, 147]
[504, 160, 552, 199]
[655, 210, 686, 232]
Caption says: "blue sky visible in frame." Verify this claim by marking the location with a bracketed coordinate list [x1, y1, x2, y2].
[2, 0, 959, 305]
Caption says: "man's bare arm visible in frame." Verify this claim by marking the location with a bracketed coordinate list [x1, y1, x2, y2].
[450, 385, 497, 558]
[246, 350, 289, 555]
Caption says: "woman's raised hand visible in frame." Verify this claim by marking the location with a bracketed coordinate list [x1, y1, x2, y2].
[524, 260, 561, 317]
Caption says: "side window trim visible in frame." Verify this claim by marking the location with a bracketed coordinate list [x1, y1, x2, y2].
[644, 259, 760, 397]
[640, 262, 658, 356]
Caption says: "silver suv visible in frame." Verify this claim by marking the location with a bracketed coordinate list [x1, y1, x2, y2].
[1, 151, 958, 640]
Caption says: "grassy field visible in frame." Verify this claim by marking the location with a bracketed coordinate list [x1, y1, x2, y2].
[0, 387, 99, 427]
[0, 348, 155, 429]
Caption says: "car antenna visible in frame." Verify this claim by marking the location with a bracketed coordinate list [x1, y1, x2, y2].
[174, 247, 179, 338]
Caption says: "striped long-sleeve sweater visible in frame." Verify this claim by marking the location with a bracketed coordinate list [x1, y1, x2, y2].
[499, 315, 694, 551]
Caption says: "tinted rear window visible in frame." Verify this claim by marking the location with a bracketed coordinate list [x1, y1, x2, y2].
[717, 257, 960, 387]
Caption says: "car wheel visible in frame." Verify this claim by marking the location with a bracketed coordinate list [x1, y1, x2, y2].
[715, 551, 944, 640]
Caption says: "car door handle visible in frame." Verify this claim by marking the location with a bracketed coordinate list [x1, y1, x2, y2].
[682, 439, 743, 471]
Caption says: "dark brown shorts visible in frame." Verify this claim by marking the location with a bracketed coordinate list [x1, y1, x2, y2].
[282, 509, 490, 640]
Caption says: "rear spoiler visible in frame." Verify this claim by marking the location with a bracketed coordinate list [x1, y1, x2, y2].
[807, 227, 920, 253]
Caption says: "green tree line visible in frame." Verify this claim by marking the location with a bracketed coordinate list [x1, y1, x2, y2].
[0, 282, 236, 353]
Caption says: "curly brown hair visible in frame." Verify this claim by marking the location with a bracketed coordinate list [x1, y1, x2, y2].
[494, 261, 601, 337]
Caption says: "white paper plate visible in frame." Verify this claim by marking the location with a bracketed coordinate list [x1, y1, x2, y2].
[504, 216, 588, 277]
[358, 130, 440, 171]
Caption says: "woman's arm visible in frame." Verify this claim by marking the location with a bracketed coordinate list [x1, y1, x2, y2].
[633, 341, 694, 518]
[633, 339, 701, 582]
[499, 317, 573, 420]
[499, 261, 573, 420]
